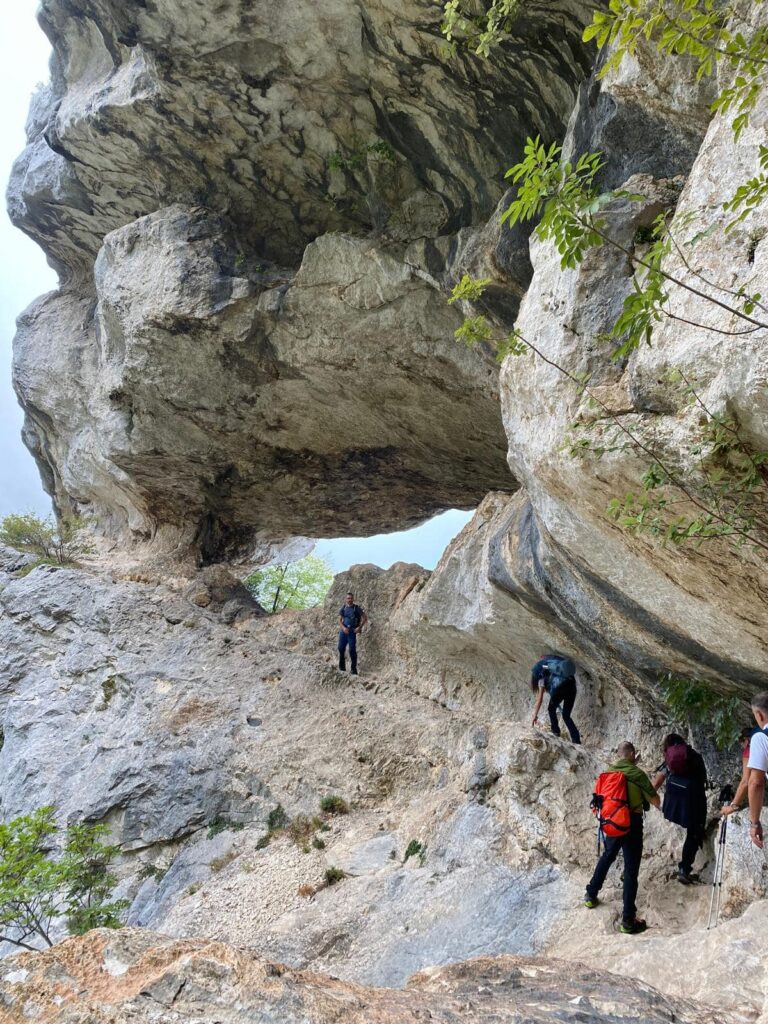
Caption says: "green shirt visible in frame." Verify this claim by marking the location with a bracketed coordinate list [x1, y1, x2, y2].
[608, 759, 657, 814]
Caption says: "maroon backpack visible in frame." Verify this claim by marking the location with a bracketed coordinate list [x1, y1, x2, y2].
[665, 743, 689, 776]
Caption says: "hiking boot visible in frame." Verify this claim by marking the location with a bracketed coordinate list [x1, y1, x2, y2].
[583, 895, 600, 909]
[350, 667, 358, 675]
[620, 918, 647, 935]
[677, 868, 692, 885]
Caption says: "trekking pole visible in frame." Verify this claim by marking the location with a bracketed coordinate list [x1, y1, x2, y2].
[707, 815, 727, 930]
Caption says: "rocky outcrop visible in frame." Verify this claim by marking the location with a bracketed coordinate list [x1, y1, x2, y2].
[8, 0, 600, 560]
[493, 33, 768, 699]
[10, 1, 594, 275]
[13, 212, 513, 559]
[0, 929, 739, 1024]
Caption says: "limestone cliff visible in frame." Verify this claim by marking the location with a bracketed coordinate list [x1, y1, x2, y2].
[3, 1, 768, 1021]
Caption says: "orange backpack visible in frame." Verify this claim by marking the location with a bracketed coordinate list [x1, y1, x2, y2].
[591, 771, 631, 837]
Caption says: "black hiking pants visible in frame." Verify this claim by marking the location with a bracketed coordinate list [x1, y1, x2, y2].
[586, 812, 643, 924]
[547, 679, 580, 743]
[680, 823, 705, 875]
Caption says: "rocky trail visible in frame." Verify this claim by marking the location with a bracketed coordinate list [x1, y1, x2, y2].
[0, 550, 766, 1021]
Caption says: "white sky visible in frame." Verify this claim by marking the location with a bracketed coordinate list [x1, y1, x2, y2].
[0, 0, 57, 520]
[0, 2, 474, 570]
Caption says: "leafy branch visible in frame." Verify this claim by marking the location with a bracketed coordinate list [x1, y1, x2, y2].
[0, 808, 127, 951]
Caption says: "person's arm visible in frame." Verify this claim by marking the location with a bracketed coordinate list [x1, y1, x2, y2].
[722, 758, 750, 816]
[356, 610, 368, 633]
[747, 769, 765, 848]
[635, 767, 661, 809]
[339, 613, 348, 634]
[531, 686, 544, 727]
[651, 771, 665, 791]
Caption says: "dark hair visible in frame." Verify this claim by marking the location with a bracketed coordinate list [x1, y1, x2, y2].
[739, 725, 760, 743]
[751, 691, 768, 716]
[662, 733, 686, 752]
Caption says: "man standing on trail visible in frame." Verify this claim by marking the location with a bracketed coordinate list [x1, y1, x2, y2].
[530, 653, 581, 744]
[338, 591, 368, 675]
[747, 691, 768, 849]
[584, 741, 660, 934]
[651, 733, 707, 885]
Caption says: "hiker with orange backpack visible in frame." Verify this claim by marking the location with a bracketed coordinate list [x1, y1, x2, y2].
[651, 733, 708, 885]
[585, 741, 660, 934]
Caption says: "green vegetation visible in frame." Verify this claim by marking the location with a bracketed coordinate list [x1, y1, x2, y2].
[267, 805, 290, 832]
[0, 807, 126, 950]
[320, 795, 349, 816]
[287, 815, 324, 852]
[658, 673, 745, 750]
[312, 837, 326, 850]
[403, 839, 427, 865]
[324, 866, 346, 886]
[328, 139, 396, 173]
[138, 863, 167, 883]
[206, 817, 245, 840]
[244, 555, 334, 614]
[0, 512, 90, 568]
[441, 0, 521, 57]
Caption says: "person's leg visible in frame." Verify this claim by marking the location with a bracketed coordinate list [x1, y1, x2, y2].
[338, 631, 348, 670]
[680, 824, 704, 876]
[547, 694, 561, 736]
[349, 631, 358, 674]
[560, 683, 581, 744]
[585, 834, 621, 901]
[621, 815, 644, 924]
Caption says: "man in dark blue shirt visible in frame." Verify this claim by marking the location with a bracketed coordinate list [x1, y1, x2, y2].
[338, 591, 368, 675]
[529, 653, 581, 743]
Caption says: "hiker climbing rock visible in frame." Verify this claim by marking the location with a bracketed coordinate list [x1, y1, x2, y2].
[721, 725, 759, 818]
[338, 590, 368, 675]
[529, 653, 581, 743]
[651, 734, 707, 884]
[747, 691, 768, 849]
[585, 740, 660, 934]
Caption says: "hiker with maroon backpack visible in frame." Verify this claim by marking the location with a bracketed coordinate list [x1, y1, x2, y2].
[584, 741, 660, 934]
[652, 733, 708, 885]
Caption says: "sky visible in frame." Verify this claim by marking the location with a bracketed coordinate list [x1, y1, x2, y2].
[0, 2, 474, 572]
[0, 1, 57, 520]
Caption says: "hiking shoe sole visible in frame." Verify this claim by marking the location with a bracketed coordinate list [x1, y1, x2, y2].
[583, 898, 600, 909]
[620, 919, 647, 935]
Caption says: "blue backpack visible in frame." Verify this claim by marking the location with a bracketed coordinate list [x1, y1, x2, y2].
[544, 656, 576, 697]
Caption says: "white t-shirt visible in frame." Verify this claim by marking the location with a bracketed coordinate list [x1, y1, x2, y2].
[747, 729, 768, 773]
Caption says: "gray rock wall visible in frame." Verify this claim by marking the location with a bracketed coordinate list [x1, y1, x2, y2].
[7, 0, 597, 561]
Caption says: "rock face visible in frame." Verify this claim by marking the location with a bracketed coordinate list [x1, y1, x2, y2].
[0, 929, 739, 1024]
[8, 0, 598, 560]
[492, 31, 768, 698]
[13, 211, 513, 559]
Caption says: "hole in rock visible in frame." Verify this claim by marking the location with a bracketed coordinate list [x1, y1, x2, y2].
[315, 508, 475, 573]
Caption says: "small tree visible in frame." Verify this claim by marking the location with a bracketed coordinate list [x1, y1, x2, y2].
[0, 513, 87, 566]
[0, 807, 126, 951]
[244, 554, 334, 613]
